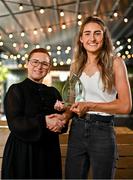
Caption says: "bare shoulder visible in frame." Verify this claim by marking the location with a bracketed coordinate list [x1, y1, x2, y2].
[113, 56, 126, 70]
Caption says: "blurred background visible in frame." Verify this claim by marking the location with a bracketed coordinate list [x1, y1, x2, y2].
[0, 1, 133, 179]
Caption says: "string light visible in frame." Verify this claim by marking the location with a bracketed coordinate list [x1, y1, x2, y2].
[113, 11, 118, 17]
[119, 45, 123, 50]
[77, 13, 82, 19]
[53, 62, 57, 66]
[33, 29, 38, 35]
[48, 52, 52, 56]
[22, 56, 26, 61]
[36, 44, 40, 49]
[127, 45, 131, 49]
[67, 46, 71, 51]
[46, 45, 51, 50]
[13, 56, 17, 60]
[17, 54, 21, 58]
[125, 50, 129, 55]
[60, 10, 64, 17]
[127, 54, 131, 59]
[116, 41, 120, 45]
[0, 10, 132, 67]
[66, 58, 71, 64]
[65, 49, 69, 54]
[124, 17, 128, 23]
[10, 54, 14, 59]
[61, 23, 66, 29]
[24, 54, 28, 58]
[21, 31, 25, 37]
[78, 20, 82, 26]
[13, 43, 17, 48]
[40, 7, 45, 14]
[24, 43, 28, 48]
[60, 61, 64, 65]
[9, 33, 13, 39]
[127, 38, 131, 43]
[53, 58, 57, 62]
[19, 4, 23, 11]
[48, 26, 52, 32]
[18, 64, 23, 68]
[122, 55, 126, 59]
[117, 52, 121, 57]
[0, 41, 3, 46]
[57, 50, 61, 55]
[57, 46, 61, 50]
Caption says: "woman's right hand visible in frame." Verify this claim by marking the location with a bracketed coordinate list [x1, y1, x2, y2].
[70, 102, 89, 117]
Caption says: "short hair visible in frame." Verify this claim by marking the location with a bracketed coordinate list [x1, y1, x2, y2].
[27, 48, 51, 63]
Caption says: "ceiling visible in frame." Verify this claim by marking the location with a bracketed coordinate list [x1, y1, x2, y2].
[0, 0, 133, 70]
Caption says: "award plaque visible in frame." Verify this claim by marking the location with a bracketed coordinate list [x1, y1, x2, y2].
[62, 73, 85, 106]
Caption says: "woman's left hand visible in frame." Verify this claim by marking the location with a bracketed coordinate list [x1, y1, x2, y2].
[70, 102, 89, 117]
[54, 100, 65, 111]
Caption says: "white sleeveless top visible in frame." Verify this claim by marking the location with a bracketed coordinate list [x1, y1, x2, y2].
[80, 71, 117, 115]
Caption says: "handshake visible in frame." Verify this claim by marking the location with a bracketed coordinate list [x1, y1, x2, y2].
[46, 99, 88, 132]
[45, 100, 68, 133]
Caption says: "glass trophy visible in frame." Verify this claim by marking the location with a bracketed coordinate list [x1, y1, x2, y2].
[62, 73, 85, 106]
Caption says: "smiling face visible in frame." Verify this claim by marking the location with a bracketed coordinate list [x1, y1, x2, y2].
[80, 22, 104, 54]
[27, 52, 51, 83]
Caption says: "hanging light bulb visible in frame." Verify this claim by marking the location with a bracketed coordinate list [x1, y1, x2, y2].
[48, 26, 52, 32]
[40, 7, 45, 14]
[113, 11, 118, 17]
[124, 17, 128, 23]
[13, 43, 17, 48]
[21, 31, 25, 37]
[9, 33, 13, 39]
[78, 13, 82, 19]
[0, 41, 3, 46]
[61, 23, 66, 29]
[57, 46, 61, 50]
[78, 20, 82, 26]
[46, 45, 51, 50]
[60, 10, 64, 17]
[116, 40, 120, 45]
[36, 44, 40, 49]
[33, 28, 38, 35]
[127, 38, 131, 43]
[19, 4, 23, 11]
[24, 43, 29, 49]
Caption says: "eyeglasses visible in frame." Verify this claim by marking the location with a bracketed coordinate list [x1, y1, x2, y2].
[29, 59, 50, 69]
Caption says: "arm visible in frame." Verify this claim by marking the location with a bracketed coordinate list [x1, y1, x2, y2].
[4, 85, 44, 142]
[45, 87, 72, 133]
[71, 57, 132, 116]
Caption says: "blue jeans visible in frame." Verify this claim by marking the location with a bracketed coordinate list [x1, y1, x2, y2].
[65, 114, 117, 179]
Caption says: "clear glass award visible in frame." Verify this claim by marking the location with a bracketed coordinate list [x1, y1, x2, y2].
[62, 73, 85, 106]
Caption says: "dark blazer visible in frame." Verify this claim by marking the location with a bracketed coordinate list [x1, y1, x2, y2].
[1, 78, 66, 179]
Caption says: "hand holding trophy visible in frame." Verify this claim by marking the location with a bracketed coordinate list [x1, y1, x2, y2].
[61, 72, 85, 106]
[54, 73, 85, 111]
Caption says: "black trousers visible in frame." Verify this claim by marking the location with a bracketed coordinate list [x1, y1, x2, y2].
[65, 114, 117, 179]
